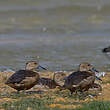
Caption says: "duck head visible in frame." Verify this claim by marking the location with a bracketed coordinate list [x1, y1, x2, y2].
[79, 62, 102, 81]
[25, 61, 47, 71]
[79, 62, 95, 72]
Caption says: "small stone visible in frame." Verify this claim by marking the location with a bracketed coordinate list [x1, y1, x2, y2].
[98, 93, 102, 95]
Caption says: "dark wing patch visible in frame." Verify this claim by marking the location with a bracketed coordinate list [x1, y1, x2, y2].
[65, 71, 93, 85]
[6, 70, 37, 84]
[38, 77, 57, 89]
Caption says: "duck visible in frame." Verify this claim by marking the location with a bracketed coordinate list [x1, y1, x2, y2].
[62, 62, 102, 94]
[53, 71, 68, 87]
[102, 46, 110, 53]
[5, 61, 46, 92]
[37, 71, 67, 89]
[38, 77, 58, 89]
[37, 71, 68, 89]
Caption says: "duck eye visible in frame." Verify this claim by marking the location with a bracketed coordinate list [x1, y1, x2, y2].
[34, 62, 37, 64]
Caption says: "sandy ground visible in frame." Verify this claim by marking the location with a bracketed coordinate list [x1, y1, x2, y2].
[0, 71, 110, 109]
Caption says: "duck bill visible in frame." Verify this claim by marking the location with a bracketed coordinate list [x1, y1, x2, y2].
[91, 68, 102, 81]
[95, 76, 102, 81]
[91, 67, 99, 73]
[36, 65, 47, 70]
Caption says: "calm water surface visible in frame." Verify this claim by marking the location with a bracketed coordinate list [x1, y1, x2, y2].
[0, 0, 110, 72]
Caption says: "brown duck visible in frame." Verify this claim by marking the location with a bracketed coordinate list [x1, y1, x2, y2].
[5, 61, 46, 92]
[38, 77, 58, 89]
[62, 62, 101, 94]
[37, 72, 67, 89]
[53, 71, 67, 87]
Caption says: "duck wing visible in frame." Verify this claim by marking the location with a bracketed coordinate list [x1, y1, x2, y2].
[5, 70, 38, 84]
[65, 71, 94, 86]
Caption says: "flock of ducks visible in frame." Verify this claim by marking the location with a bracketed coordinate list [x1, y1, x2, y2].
[5, 46, 110, 95]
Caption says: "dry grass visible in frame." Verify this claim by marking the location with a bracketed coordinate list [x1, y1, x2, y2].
[0, 71, 110, 110]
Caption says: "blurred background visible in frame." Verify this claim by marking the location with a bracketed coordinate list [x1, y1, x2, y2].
[0, 0, 110, 72]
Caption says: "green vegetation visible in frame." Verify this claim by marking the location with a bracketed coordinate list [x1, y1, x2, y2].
[2, 98, 110, 110]
[2, 98, 47, 110]
[102, 80, 110, 84]
[76, 101, 110, 110]
[1, 91, 110, 110]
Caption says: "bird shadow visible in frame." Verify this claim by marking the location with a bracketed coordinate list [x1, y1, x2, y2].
[25, 90, 43, 94]
[0, 90, 43, 98]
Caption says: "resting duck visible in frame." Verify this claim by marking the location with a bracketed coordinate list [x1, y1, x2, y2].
[37, 71, 68, 89]
[53, 71, 67, 87]
[38, 77, 58, 89]
[62, 62, 101, 94]
[5, 61, 46, 92]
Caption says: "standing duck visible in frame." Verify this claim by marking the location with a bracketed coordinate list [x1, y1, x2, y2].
[5, 61, 46, 92]
[62, 62, 101, 94]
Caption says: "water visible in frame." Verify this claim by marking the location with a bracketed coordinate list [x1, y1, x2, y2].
[0, 0, 110, 72]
